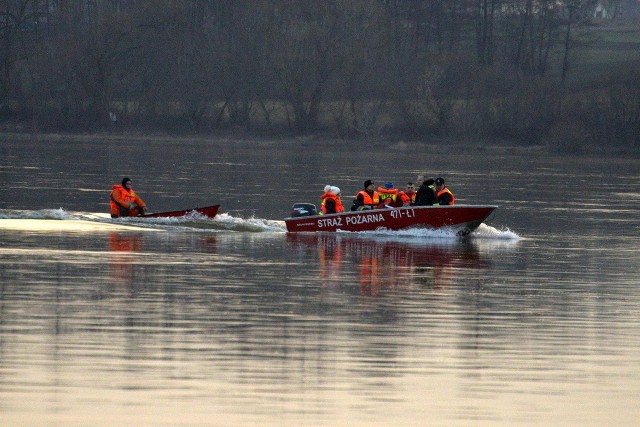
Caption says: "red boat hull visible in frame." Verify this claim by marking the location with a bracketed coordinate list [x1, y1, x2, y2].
[141, 204, 220, 219]
[285, 205, 496, 236]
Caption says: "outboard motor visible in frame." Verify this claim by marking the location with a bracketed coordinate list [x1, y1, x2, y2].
[291, 203, 317, 217]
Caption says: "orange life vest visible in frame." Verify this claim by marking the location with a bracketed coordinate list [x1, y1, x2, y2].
[110, 184, 145, 217]
[356, 190, 380, 208]
[436, 187, 455, 205]
[399, 191, 416, 205]
[320, 193, 345, 214]
[377, 187, 399, 205]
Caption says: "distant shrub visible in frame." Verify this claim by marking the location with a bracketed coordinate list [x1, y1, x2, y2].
[544, 116, 593, 154]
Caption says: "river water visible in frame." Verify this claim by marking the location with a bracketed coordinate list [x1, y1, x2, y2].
[1, 135, 639, 426]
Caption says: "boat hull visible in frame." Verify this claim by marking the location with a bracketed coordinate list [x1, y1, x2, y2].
[284, 205, 496, 236]
[141, 204, 220, 219]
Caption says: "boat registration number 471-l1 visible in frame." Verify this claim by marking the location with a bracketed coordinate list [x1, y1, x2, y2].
[389, 208, 416, 219]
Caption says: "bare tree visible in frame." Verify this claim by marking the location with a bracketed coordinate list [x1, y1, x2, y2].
[331, 1, 386, 137]
[474, 0, 497, 65]
[561, 0, 598, 85]
[26, 1, 138, 128]
[0, 0, 39, 109]
[267, 0, 353, 134]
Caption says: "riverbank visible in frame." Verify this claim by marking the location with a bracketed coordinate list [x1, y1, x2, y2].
[3, 130, 632, 158]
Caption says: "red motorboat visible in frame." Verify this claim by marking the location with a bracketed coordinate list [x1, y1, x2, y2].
[141, 204, 220, 219]
[285, 204, 496, 236]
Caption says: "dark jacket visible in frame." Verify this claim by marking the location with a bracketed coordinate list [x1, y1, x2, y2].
[324, 198, 335, 213]
[413, 181, 437, 206]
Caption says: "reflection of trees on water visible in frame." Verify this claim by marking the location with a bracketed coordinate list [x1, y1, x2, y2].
[108, 232, 220, 294]
[1, 230, 520, 400]
[281, 233, 494, 378]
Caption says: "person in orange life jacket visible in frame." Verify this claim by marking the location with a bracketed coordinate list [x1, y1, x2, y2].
[320, 185, 345, 214]
[398, 182, 417, 206]
[377, 182, 402, 208]
[414, 175, 437, 206]
[434, 177, 455, 205]
[110, 177, 148, 218]
[351, 179, 380, 211]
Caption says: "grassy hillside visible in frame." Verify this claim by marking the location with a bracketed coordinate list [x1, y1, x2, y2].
[569, 20, 640, 85]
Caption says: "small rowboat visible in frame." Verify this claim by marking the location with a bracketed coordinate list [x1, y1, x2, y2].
[141, 204, 220, 219]
[284, 204, 496, 236]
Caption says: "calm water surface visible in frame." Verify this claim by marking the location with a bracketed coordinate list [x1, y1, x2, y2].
[1, 136, 639, 426]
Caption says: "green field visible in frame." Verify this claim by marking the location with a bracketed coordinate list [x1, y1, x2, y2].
[570, 21, 640, 84]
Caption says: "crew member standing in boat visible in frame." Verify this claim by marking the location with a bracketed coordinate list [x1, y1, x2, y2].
[413, 175, 437, 206]
[110, 177, 148, 218]
[434, 177, 455, 205]
[351, 180, 380, 211]
[321, 185, 345, 214]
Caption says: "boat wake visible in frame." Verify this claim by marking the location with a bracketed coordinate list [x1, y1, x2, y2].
[0, 209, 517, 241]
[470, 223, 520, 240]
[0, 208, 74, 220]
[333, 222, 519, 242]
[0, 209, 286, 233]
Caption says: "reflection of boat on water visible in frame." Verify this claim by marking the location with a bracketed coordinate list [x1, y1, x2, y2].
[109, 232, 144, 252]
[287, 233, 488, 293]
[108, 232, 144, 288]
[285, 204, 496, 236]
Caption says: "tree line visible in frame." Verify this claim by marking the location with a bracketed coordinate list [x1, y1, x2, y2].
[1, 0, 638, 151]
